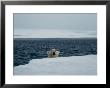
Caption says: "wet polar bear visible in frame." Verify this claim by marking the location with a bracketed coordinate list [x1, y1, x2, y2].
[47, 49, 60, 58]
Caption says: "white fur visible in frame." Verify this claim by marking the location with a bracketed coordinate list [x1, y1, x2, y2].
[47, 49, 60, 58]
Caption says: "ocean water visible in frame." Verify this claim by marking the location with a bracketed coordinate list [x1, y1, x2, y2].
[14, 38, 97, 66]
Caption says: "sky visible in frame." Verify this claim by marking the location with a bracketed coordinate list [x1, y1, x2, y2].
[14, 13, 97, 38]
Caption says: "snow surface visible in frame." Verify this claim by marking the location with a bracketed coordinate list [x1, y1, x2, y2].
[14, 55, 97, 75]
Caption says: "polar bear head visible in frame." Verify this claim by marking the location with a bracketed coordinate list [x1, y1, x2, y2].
[47, 49, 60, 58]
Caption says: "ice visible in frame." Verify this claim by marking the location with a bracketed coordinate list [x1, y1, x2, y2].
[14, 55, 97, 75]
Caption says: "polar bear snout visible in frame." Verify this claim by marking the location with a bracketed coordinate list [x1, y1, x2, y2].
[53, 52, 55, 55]
[47, 49, 60, 58]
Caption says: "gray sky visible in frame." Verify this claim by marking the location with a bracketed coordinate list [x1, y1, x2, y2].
[14, 13, 97, 38]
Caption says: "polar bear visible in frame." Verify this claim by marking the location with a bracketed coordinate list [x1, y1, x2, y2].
[47, 49, 60, 58]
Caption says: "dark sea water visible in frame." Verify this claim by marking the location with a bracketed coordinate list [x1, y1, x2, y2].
[14, 38, 97, 66]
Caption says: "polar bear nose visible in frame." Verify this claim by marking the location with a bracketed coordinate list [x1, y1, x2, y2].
[53, 52, 55, 55]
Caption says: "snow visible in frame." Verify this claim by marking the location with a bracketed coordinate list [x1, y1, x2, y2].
[14, 55, 97, 75]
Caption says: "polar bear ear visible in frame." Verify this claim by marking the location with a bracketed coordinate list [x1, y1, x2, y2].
[56, 51, 60, 54]
[47, 51, 49, 54]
